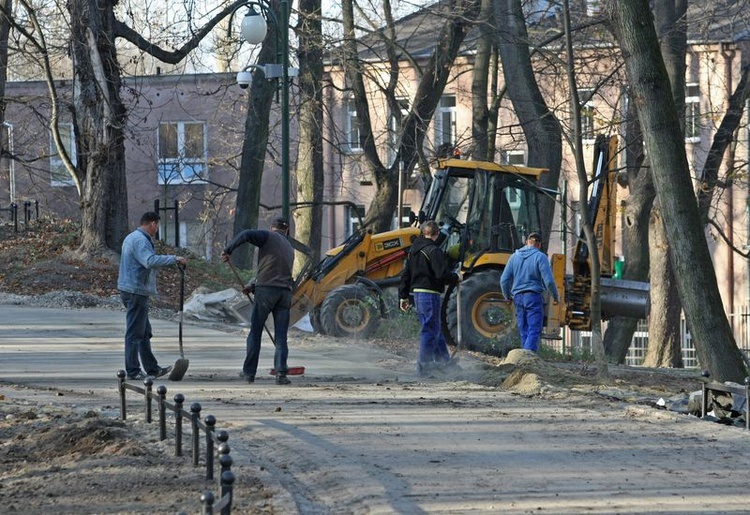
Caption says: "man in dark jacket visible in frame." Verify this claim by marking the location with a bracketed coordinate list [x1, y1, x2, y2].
[399, 220, 457, 375]
[221, 217, 295, 385]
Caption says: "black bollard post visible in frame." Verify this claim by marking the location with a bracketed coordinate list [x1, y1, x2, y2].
[174, 393, 185, 457]
[701, 370, 710, 418]
[191, 403, 202, 467]
[220, 469, 235, 515]
[745, 377, 750, 430]
[205, 415, 217, 480]
[144, 377, 154, 423]
[201, 490, 215, 515]
[218, 441, 231, 490]
[157, 385, 167, 441]
[117, 370, 127, 420]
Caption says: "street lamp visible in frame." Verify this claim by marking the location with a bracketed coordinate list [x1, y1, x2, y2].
[237, 1, 291, 221]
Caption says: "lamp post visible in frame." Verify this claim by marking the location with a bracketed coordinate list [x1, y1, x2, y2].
[238, 0, 291, 221]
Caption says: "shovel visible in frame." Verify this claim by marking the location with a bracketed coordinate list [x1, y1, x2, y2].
[226, 260, 305, 376]
[168, 263, 190, 381]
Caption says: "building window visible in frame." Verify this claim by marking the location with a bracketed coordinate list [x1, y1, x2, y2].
[347, 204, 366, 237]
[344, 99, 362, 153]
[158, 122, 206, 185]
[579, 89, 595, 142]
[50, 124, 76, 187]
[685, 83, 701, 142]
[502, 149, 526, 166]
[434, 96, 456, 147]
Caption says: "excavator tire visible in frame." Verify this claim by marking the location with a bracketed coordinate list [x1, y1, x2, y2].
[320, 284, 381, 338]
[444, 269, 518, 356]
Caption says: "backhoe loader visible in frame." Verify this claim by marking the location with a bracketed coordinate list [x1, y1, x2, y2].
[289, 135, 648, 355]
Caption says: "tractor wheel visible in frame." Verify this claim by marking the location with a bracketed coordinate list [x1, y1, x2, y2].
[320, 284, 381, 338]
[444, 269, 518, 356]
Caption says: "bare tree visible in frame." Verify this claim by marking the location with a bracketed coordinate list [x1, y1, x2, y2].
[340, 0, 480, 233]
[605, 0, 746, 382]
[294, 0, 324, 270]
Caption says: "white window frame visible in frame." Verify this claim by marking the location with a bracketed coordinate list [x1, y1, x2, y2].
[50, 124, 76, 187]
[434, 96, 457, 147]
[685, 83, 701, 143]
[157, 121, 207, 185]
[344, 99, 362, 153]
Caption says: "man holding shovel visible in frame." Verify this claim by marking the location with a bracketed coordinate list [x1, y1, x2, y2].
[118, 212, 187, 381]
[222, 217, 295, 385]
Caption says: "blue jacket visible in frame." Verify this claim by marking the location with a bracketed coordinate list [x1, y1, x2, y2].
[117, 228, 177, 297]
[500, 245, 559, 302]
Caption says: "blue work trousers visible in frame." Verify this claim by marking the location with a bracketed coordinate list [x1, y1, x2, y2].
[121, 291, 159, 377]
[244, 286, 292, 377]
[413, 292, 450, 366]
[513, 291, 544, 352]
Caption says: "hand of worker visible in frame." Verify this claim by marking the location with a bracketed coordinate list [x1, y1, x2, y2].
[399, 298, 411, 312]
[242, 282, 256, 296]
[220, 251, 230, 263]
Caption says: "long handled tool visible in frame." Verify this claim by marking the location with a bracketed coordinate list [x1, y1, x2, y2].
[226, 260, 305, 376]
[168, 263, 190, 381]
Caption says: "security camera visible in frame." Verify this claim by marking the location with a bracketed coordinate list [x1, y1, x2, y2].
[236, 71, 253, 89]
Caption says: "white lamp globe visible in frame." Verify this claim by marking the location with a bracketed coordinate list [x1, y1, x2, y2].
[241, 10, 268, 45]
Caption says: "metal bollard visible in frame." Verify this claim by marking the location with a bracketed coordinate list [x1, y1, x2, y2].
[201, 490, 215, 515]
[174, 393, 185, 457]
[117, 370, 127, 420]
[205, 415, 217, 480]
[220, 469, 235, 515]
[191, 403, 202, 467]
[157, 385, 167, 441]
[144, 377, 154, 423]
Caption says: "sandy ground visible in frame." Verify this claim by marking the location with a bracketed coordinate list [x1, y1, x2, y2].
[1, 301, 749, 514]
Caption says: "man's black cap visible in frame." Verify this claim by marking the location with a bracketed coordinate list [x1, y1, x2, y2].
[273, 217, 289, 229]
[528, 232, 542, 242]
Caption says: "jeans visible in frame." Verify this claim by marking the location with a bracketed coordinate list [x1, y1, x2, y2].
[413, 292, 450, 366]
[121, 291, 159, 376]
[244, 286, 292, 377]
[513, 292, 544, 352]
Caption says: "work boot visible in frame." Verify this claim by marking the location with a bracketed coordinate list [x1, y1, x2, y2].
[275, 374, 291, 385]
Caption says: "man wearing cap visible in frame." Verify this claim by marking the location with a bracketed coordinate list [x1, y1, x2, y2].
[500, 232, 559, 353]
[221, 217, 295, 385]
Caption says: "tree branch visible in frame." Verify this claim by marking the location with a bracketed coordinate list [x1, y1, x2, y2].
[114, 0, 248, 64]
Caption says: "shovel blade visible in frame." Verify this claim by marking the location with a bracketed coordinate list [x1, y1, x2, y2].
[168, 358, 190, 381]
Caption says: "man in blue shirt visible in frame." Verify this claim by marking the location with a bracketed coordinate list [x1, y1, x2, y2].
[118, 212, 187, 380]
[500, 232, 559, 353]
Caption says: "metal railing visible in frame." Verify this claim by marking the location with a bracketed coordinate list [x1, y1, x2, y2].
[556, 309, 750, 368]
[116, 370, 235, 514]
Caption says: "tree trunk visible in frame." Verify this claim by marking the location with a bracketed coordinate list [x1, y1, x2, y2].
[642, 204, 683, 367]
[470, 0, 494, 161]
[603, 100, 654, 361]
[231, 0, 284, 269]
[605, 0, 747, 382]
[494, 0, 562, 241]
[294, 0, 324, 272]
[69, 0, 128, 258]
[643, 0, 686, 367]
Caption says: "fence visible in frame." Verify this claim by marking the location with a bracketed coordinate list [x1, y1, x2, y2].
[552, 307, 750, 369]
[0, 200, 38, 234]
[116, 370, 235, 514]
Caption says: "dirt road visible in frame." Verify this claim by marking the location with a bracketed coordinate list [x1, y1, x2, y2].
[2, 304, 749, 514]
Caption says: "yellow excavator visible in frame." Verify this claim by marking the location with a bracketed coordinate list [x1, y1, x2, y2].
[289, 135, 648, 355]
